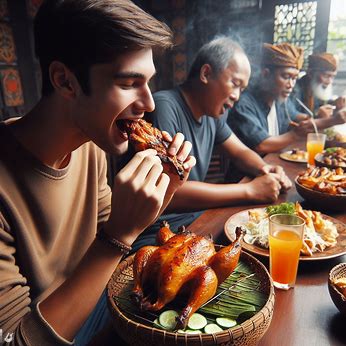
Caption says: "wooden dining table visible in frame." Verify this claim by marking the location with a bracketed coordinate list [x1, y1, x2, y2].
[187, 152, 346, 346]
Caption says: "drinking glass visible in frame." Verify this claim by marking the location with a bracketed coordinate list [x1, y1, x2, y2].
[269, 214, 305, 290]
[306, 133, 326, 166]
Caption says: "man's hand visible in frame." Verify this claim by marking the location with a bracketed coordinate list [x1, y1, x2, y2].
[162, 131, 196, 192]
[335, 96, 346, 110]
[245, 173, 281, 203]
[261, 164, 292, 192]
[158, 131, 196, 216]
[294, 118, 316, 135]
[105, 149, 169, 245]
[317, 104, 335, 119]
[335, 106, 346, 123]
[105, 133, 196, 245]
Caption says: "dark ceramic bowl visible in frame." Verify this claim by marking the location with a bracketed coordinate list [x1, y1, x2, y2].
[295, 178, 346, 211]
[328, 263, 346, 315]
[325, 139, 346, 149]
[314, 151, 346, 170]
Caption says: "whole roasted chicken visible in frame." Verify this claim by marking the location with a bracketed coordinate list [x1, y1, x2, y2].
[132, 222, 243, 329]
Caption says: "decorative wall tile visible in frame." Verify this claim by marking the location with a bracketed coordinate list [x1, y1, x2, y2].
[170, 0, 185, 10]
[173, 69, 186, 84]
[151, 0, 167, 11]
[0, 68, 24, 106]
[172, 16, 187, 85]
[0, 0, 9, 19]
[174, 52, 186, 65]
[0, 23, 16, 63]
[172, 17, 186, 35]
[27, 0, 43, 19]
[274, 2, 317, 69]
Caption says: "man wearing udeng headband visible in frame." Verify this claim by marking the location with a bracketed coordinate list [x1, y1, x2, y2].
[228, 42, 311, 155]
[294, 52, 345, 117]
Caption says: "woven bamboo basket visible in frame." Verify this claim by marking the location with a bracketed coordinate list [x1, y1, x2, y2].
[328, 263, 346, 314]
[107, 250, 274, 346]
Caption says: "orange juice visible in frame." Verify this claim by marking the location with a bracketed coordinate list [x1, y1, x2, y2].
[269, 230, 302, 286]
[306, 141, 324, 165]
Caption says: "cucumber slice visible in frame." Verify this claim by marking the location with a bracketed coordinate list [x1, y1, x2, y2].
[187, 313, 208, 330]
[216, 317, 237, 328]
[204, 323, 223, 334]
[184, 329, 202, 334]
[153, 318, 164, 329]
[177, 329, 187, 333]
[158, 310, 179, 330]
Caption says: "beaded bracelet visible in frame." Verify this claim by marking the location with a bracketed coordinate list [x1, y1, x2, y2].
[96, 228, 132, 255]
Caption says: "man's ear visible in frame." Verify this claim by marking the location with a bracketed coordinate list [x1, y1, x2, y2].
[200, 64, 212, 84]
[49, 61, 80, 99]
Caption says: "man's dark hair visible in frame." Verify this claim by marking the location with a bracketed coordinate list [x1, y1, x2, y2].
[34, 0, 173, 96]
[187, 36, 244, 80]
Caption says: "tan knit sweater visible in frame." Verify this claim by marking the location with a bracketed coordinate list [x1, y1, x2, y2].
[0, 122, 111, 345]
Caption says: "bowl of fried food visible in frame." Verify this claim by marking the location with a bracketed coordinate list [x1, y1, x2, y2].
[295, 166, 346, 211]
[328, 263, 346, 315]
[315, 147, 346, 169]
[107, 222, 274, 346]
[324, 128, 346, 149]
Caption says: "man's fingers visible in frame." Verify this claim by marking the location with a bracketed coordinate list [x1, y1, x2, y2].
[119, 149, 157, 177]
[168, 132, 184, 156]
[183, 155, 196, 171]
[177, 141, 192, 162]
[131, 155, 162, 187]
[161, 131, 172, 142]
[324, 104, 336, 110]
[143, 163, 165, 190]
[155, 173, 170, 195]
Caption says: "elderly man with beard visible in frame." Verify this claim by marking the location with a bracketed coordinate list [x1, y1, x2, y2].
[294, 52, 345, 118]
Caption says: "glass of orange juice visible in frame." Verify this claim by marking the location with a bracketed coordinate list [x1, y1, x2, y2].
[306, 133, 326, 166]
[269, 214, 305, 290]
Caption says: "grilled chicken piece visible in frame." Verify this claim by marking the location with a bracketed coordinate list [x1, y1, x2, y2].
[132, 222, 244, 329]
[123, 119, 185, 180]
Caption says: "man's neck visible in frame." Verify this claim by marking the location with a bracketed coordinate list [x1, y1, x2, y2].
[8, 97, 86, 169]
[258, 87, 275, 108]
[179, 81, 205, 122]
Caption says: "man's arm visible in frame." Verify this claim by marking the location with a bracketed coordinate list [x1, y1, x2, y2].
[298, 110, 345, 133]
[166, 173, 282, 212]
[222, 133, 280, 175]
[254, 130, 300, 154]
[37, 147, 195, 342]
[166, 134, 288, 212]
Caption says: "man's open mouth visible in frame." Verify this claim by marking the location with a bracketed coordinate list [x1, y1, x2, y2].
[116, 119, 129, 133]
[116, 119, 139, 137]
[223, 102, 233, 110]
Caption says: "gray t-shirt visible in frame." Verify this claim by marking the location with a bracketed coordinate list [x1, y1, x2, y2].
[147, 87, 232, 181]
[130, 87, 232, 251]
